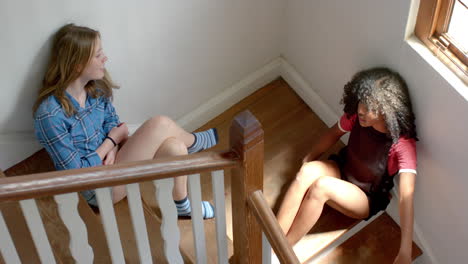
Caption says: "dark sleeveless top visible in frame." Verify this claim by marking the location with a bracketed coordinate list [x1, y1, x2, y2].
[341, 122, 393, 194]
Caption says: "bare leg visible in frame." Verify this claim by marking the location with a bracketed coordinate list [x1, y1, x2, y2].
[118, 115, 195, 161]
[276, 161, 341, 235]
[110, 115, 194, 203]
[286, 176, 370, 245]
[152, 138, 189, 201]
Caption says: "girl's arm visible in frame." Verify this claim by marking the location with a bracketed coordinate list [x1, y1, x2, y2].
[35, 114, 127, 170]
[303, 123, 346, 162]
[394, 171, 416, 263]
[102, 97, 120, 135]
[95, 138, 116, 160]
[35, 116, 104, 170]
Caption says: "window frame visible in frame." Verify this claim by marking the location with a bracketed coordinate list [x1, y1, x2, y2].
[415, 0, 468, 84]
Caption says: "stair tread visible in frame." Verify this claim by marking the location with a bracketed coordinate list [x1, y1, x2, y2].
[315, 212, 423, 264]
[293, 206, 360, 263]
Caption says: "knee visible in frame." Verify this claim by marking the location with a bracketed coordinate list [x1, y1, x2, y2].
[306, 176, 330, 201]
[295, 161, 325, 187]
[160, 137, 188, 155]
[146, 115, 173, 130]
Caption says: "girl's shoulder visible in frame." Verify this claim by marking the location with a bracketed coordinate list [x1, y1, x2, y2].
[390, 136, 417, 156]
[394, 136, 417, 147]
[338, 113, 357, 132]
[34, 96, 65, 120]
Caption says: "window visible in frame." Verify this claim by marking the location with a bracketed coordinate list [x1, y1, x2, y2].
[415, 0, 468, 84]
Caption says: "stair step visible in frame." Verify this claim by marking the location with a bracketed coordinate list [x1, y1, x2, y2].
[315, 212, 423, 264]
[291, 205, 360, 263]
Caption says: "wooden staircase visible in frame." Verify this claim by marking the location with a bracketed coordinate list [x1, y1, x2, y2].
[0, 78, 422, 263]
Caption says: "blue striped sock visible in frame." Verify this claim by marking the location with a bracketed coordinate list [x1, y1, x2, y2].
[187, 128, 219, 154]
[174, 197, 215, 219]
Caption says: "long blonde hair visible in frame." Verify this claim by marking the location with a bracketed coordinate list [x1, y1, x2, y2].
[33, 23, 118, 116]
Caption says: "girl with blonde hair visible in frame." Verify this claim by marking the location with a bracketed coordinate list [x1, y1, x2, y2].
[34, 23, 217, 219]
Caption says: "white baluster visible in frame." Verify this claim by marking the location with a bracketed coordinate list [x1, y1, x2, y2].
[95, 187, 125, 264]
[126, 183, 152, 264]
[19, 199, 56, 264]
[187, 173, 207, 264]
[262, 232, 272, 264]
[54, 193, 93, 263]
[154, 178, 183, 263]
[0, 210, 21, 264]
[211, 170, 228, 264]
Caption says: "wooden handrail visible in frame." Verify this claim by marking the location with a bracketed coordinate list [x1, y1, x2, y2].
[0, 150, 239, 202]
[249, 190, 300, 264]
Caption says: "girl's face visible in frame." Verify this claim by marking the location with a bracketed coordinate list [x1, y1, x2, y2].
[80, 37, 107, 81]
[357, 102, 386, 129]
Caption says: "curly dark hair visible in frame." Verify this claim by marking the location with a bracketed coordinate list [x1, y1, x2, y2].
[341, 67, 418, 143]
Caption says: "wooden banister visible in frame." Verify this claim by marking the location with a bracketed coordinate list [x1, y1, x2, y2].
[230, 110, 264, 264]
[249, 190, 300, 264]
[0, 151, 239, 202]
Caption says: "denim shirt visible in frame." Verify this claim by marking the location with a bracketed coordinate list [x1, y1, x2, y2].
[34, 93, 120, 170]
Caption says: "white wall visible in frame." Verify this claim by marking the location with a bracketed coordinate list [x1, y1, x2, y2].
[283, 0, 468, 263]
[0, 0, 285, 168]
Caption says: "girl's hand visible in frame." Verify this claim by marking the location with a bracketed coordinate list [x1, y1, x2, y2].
[103, 146, 118, 165]
[108, 123, 129, 144]
[393, 251, 411, 264]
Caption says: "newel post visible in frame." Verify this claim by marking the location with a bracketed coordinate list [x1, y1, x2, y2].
[230, 110, 264, 264]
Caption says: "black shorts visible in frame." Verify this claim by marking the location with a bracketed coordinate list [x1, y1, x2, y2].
[328, 150, 391, 221]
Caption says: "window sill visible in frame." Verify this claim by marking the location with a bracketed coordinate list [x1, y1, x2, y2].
[406, 35, 468, 101]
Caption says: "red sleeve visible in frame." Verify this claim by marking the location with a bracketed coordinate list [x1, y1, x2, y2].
[338, 113, 357, 132]
[388, 137, 417, 176]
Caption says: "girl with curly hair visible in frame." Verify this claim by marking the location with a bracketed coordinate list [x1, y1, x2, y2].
[33, 24, 218, 219]
[276, 67, 418, 263]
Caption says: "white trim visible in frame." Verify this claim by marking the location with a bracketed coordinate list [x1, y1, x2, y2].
[337, 120, 347, 133]
[176, 58, 282, 132]
[279, 58, 339, 128]
[279, 58, 350, 144]
[399, 168, 417, 175]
